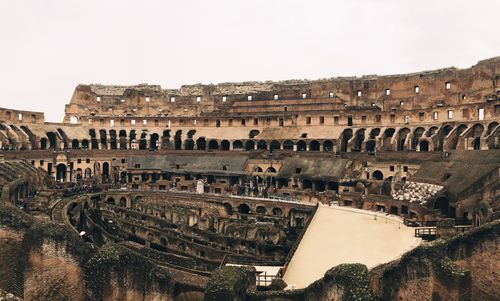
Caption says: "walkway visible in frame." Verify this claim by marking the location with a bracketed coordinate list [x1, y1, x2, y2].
[283, 204, 421, 289]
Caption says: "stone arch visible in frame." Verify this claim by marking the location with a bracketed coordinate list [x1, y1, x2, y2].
[81, 139, 89, 149]
[283, 140, 294, 150]
[412, 127, 426, 150]
[245, 140, 255, 151]
[196, 137, 207, 150]
[119, 130, 127, 149]
[119, 197, 127, 207]
[323, 140, 333, 152]
[372, 170, 384, 180]
[106, 197, 116, 205]
[184, 138, 194, 150]
[47, 132, 58, 150]
[40, 137, 48, 150]
[56, 163, 67, 182]
[434, 196, 449, 217]
[71, 139, 79, 149]
[487, 122, 499, 135]
[365, 140, 376, 153]
[208, 139, 218, 150]
[266, 167, 277, 173]
[396, 128, 410, 151]
[150, 133, 159, 150]
[220, 140, 230, 151]
[340, 129, 353, 152]
[102, 162, 110, 182]
[256, 206, 267, 214]
[233, 140, 243, 150]
[69, 116, 79, 124]
[139, 132, 147, 149]
[419, 140, 429, 152]
[297, 140, 307, 151]
[352, 129, 365, 152]
[109, 130, 117, 149]
[257, 140, 267, 150]
[269, 140, 281, 152]
[84, 168, 92, 179]
[254, 166, 263, 172]
[99, 129, 108, 149]
[427, 126, 438, 137]
[382, 128, 395, 151]
[238, 203, 250, 214]
[272, 207, 282, 216]
[309, 140, 320, 151]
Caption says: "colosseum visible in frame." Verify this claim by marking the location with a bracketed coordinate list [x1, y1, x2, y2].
[0, 56, 499, 301]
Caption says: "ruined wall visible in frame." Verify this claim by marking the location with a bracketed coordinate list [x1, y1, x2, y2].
[64, 57, 500, 122]
[369, 220, 499, 301]
[0, 202, 205, 301]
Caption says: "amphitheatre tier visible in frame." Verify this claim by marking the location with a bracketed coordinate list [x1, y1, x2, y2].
[0, 56, 498, 301]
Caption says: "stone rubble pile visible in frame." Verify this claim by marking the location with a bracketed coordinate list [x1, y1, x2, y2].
[392, 181, 443, 205]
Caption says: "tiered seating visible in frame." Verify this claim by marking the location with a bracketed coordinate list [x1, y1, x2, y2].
[392, 181, 443, 205]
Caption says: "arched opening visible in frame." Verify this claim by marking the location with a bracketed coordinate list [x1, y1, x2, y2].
[69, 116, 78, 124]
[106, 197, 116, 205]
[309, 140, 320, 151]
[84, 168, 92, 179]
[99, 129, 107, 149]
[245, 140, 255, 151]
[162, 130, 170, 149]
[297, 140, 306, 151]
[272, 207, 282, 216]
[419, 140, 429, 152]
[266, 167, 277, 173]
[473, 137, 481, 150]
[254, 166, 263, 172]
[427, 126, 438, 137]
[139, 132, 147, 150]
[352, 129, 365, 152]
[340, 129, 353, 152]
[315, 181, 326, 192]
[109, 130, 117, 149]
[302, 179, 312, 190]
[119, 197, 127, 207]
[283, 140, 294, 150]
[89, 129, 99, 149]
[269, 140, 281, 152]
[56, 163, 67, 182]
[208, 140, 218, 150]
[150, 133, 159, 150]
[434, 196, 449, 217]
[221, 140, 230, 150]
[233, 140, 243, 150]
[257, 140, 267, 150]
[119, 130, 127, 149]
[40, 138, 48, 150]
[237, 203, 250, 214]
[323, 140, 333, 152]
[102, 162, 110, 182]
[382, 128, 395, 151]
[184, 139, 194, 150]
[372, 170, 384, 180]
[196, 137, 206, 150]
[47, 132, 57, 150]
[365, 140, 376, 153]
[81, 139, 89, 149]
[396, 128, 410, 151]
[487, 122, 499, 135]
[256, 206, 267, 214]
[71, 139, 79, 149]
[174, 130, 182, 150]
[412, 127, 425, 150]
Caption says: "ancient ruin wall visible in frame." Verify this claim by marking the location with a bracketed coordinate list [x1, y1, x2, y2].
[64, 57, 500, 121]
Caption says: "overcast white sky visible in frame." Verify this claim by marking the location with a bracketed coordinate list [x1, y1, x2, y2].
[0, 0, 499, 122]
